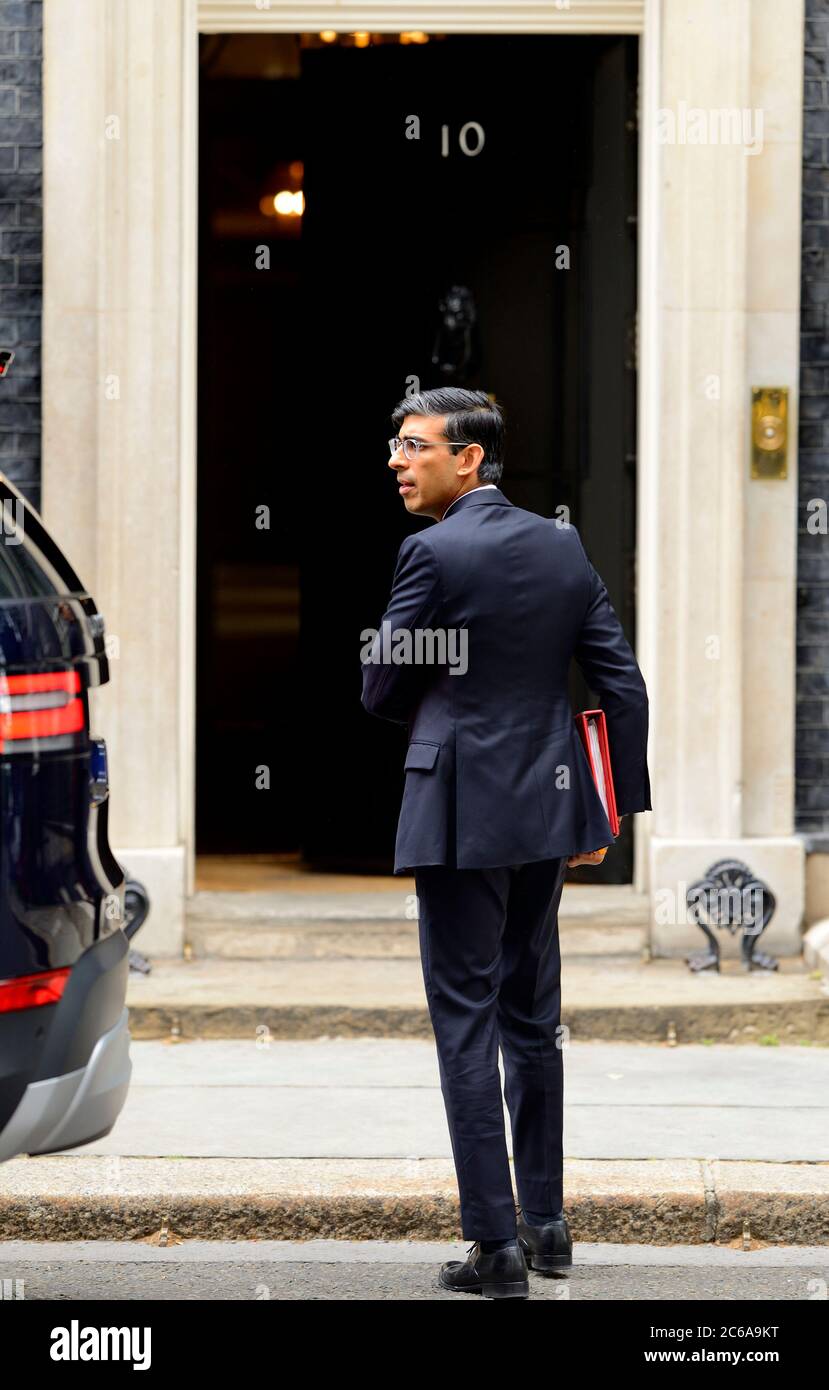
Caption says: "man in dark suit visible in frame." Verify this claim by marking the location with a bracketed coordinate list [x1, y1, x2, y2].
[361, 387, 651, 1299]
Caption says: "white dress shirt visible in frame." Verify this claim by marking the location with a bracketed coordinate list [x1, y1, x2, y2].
[441, 483, 499, 521]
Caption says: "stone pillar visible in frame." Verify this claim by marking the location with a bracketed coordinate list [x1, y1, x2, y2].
[41, 0, 197, 954]
[646, 0, 806, 955]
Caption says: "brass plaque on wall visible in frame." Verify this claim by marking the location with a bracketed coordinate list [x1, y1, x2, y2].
[751, 387, 788, 479]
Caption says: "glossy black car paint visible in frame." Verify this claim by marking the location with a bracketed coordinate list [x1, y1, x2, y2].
[0, 474, 127, 1147]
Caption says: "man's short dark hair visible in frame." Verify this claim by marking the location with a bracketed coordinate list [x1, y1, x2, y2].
[390, 387, 505, 485]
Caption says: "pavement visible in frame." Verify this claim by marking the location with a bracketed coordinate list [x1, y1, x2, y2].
[0, 1038, 827, 1244]
[1, 878, 827, 1248]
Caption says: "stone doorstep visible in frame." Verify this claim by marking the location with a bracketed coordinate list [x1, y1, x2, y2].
[124, 1000, 829, 1044]
[183, 895, 650, 962]
[169, 963, 827, 1038]
[184, 885, 652, 926]
[0, 1158, 827, 1244]
[183, 919, 648, 961]
[127, 954, 827, 1008]
[125, 954, 829, 1042]
[181, 890, 812, 971]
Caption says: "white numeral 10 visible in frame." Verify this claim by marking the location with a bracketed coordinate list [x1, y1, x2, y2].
[440, 121, 485, 157]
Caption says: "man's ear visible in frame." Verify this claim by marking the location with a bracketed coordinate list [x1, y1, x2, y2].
[458, 443, 485, 477]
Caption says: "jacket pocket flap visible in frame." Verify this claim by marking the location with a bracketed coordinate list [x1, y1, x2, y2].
[404, 740, 440, 771]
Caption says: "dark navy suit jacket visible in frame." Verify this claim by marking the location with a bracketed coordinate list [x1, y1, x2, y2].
[361, 485, 651, 874]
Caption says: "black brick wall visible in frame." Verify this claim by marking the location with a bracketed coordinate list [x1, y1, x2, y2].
[798, 0, 829, 847]
[0, 0, 41, 514]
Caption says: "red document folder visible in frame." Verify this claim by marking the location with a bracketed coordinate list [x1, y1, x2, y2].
[574, 709, 621, 837]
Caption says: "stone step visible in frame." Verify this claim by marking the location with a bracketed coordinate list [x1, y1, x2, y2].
[184, 885, 650, 960]
[183, 916, 648, 961]
[126, 954, 829, 1042]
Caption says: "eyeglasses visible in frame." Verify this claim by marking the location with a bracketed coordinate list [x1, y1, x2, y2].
[388, 436, 470, 461]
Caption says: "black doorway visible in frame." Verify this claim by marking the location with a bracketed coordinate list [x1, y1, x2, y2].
[196, 31, 639, 883]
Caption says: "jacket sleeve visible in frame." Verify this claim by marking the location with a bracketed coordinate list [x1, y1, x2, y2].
[360, 534, 443, 724]
[570, 526, 652, 817]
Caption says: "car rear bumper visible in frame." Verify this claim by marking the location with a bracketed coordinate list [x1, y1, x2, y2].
[0, 926, 132, 1162]
[0, 1002, 131, 1162]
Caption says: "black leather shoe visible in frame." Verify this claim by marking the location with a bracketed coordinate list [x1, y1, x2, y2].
[515, 1205, 573, 1272]
[439, 1240, 529, 1299]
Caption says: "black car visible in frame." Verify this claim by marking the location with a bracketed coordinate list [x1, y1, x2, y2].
[0, 472, 144, 1162]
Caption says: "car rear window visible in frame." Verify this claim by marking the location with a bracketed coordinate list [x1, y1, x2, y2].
[0, 496, 86, 601]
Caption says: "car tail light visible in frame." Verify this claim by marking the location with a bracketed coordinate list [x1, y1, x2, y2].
[0, 670, 85, 752]
[0, 967, 71, 1013]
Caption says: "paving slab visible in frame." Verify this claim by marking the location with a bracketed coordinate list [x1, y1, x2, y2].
[19, 1038, 829, 1163]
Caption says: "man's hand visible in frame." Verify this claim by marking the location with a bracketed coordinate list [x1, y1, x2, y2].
[566, 847, 608, 867]
[566, 816, 626, 868]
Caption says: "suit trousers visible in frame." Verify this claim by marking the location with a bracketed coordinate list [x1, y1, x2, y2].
[414, 854, 568, 1241]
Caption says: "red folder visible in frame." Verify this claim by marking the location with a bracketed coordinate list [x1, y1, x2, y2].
[574, 709, 621, 837]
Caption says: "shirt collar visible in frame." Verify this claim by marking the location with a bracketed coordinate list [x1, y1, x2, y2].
[441, 483, 498, 521]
